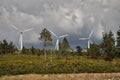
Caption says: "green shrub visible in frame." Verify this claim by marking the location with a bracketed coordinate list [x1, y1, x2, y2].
[0, 54, 120, 76]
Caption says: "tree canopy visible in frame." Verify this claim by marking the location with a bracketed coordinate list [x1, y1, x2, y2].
[38, 28, 53, 48]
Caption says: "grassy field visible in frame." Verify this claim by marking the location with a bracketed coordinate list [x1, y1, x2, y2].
[0, 54, 120, 77]
[0, 73, 120, 80]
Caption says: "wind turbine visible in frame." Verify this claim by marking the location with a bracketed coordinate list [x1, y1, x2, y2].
[79, 30, 94, 49]
[49, 30, 68, 50]
[11, 25, 33, 50]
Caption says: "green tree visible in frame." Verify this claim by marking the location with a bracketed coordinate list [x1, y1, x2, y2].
[117, 26, 120, 47]
[61, 37, 71, 51]
[101, 31, 116, 61]
[59, 42, 62, 51]
[8, 42, 16, 54]
[30, 46, 35, 55]
[116, 26, 120, 57]
[0, 39, 17, 55]
[38, 28, 52, 60]
[61, 37, 71, 58]
[2, 39, 9, 54]
[76, 46, 82, 56]
[0, 41, 2, 54]
[21, 46, 27, 54]
[88, 44, 101, 59]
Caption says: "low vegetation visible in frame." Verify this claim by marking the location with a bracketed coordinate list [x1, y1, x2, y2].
[0, 54, 120, 76]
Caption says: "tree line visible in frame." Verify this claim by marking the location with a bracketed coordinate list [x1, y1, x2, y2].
[0, 39, 17, 54]
[0, 27, 120, 61]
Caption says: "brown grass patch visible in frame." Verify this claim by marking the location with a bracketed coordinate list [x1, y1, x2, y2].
[0, 73, 120, 80]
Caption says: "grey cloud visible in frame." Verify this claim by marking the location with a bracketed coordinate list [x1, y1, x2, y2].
[0, 0, 120, 48]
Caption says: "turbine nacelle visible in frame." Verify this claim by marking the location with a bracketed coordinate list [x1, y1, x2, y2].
[21, 32, 23, 34]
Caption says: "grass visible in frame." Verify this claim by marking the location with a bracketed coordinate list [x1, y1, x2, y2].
[0, 54, 120, 76]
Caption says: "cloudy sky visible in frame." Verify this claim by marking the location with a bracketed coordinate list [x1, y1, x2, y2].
[0, 0, 120, 49]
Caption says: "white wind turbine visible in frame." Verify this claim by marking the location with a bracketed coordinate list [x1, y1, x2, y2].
[11, 25, 33, 50]
[79, 30, 94, 49]
[49, 30, 68, 50]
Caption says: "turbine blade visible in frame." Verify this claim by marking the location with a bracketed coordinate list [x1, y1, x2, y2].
[89, 30, 94, 38]
[59, 34, 68, 38]
[79, 38, 88, 40]
[23, 28, 33, 32]
[49, 30, 58, 38]
[11, 25, 20, 32]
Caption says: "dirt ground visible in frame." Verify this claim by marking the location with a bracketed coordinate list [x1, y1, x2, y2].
[0, 73, 120, 80]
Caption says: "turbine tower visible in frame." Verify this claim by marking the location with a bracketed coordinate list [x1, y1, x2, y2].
[11, 25, 33, 50]
[79, 30, 94, 49]
[113, 30, 117, 47]
[49, 30, 68, 50]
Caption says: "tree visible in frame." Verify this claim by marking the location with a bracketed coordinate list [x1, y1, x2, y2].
[60, 37, 71, 58]
[38, 28, 52, 60]
[21, 46, 27, 54]
[30, 46, 35, 55]
[2, 39, 8, 54]
[117, 26, 120, 47]
[88, 44, 101, 59]
[59, 42, 62, 51]
[101, 31, 116, 61]
[76, 46, 82, 56]
[0, 39, 17, 55]
[8, 42, 16, 54]
[61, 37, 71, 51]
[0, 41, 2, 54]
[116, 26, 120, 57]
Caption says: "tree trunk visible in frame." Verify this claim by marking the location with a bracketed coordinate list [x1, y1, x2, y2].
[50, 50, 52, 62]
[44, 48, 46, 61]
